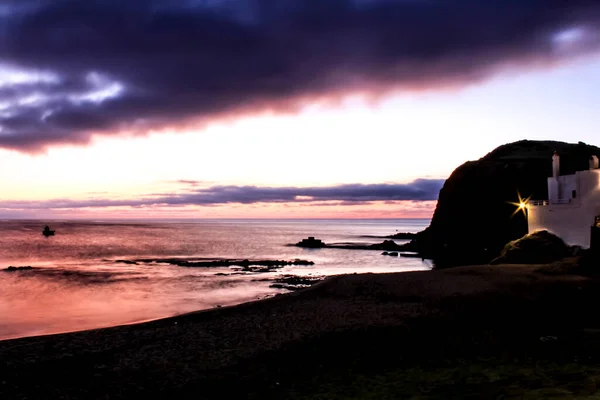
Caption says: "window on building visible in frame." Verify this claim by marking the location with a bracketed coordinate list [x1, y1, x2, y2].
[596, 216, 600, 228]
[572, 190, 577, 199]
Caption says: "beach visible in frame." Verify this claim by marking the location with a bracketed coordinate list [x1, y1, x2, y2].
[3, 263, 600, 399]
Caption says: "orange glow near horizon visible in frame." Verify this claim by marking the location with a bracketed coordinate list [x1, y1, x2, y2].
[2, 55, 600, 219]
[0, 201, 437, 220]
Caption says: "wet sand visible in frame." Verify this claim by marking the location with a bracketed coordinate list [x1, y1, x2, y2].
[2, 264, 600, 399]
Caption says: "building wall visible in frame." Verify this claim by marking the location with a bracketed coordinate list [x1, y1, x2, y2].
[529, 169, 600, 248]
[548, 175, 579, 203]
[529, 204, 594, 247]
[580, 169, 600, 199]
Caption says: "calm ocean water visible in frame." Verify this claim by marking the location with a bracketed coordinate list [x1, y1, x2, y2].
[0, 219, 431, 340]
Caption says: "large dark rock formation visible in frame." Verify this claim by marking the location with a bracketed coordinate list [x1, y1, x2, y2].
[406, 140, 600, 267]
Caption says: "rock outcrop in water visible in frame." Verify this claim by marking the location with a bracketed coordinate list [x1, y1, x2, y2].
[131, 258, 314, 271]
[3, 266, 34, 272]
[294, 239, 406, 252]
[368, 240, 404, 251]
[403, 140, 600, 267]
[295, 237, 326, 248]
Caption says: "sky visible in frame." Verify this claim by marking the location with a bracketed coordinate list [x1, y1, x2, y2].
[1, 0, 600, 219]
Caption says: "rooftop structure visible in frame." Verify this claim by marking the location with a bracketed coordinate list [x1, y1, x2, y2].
[528, 153, 600, 248]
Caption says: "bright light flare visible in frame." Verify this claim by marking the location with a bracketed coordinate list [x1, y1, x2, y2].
[508, 192, 531, 217]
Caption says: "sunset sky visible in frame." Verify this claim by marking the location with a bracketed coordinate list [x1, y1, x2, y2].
[1, 0, 600, 219]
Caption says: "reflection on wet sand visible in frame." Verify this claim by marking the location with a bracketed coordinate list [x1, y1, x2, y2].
[0, 263, 285, 341]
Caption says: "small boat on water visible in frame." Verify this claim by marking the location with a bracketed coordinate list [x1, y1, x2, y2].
[42, 226, 55, 237]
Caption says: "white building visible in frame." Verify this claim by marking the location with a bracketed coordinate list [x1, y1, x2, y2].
[528, 153, 600, 248]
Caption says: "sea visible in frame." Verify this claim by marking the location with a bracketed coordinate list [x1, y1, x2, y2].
[0, 219, 431, 341]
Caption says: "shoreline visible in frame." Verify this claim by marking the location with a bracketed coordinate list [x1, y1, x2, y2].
[0, 257, 430, 342]
[3, 263, 600, 398]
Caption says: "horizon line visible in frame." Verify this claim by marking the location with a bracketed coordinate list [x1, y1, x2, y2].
[0, 217, 432, 221]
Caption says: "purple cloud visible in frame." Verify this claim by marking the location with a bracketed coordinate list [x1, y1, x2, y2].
[0, 179, 444, 209]
[0, 0, 599, 151]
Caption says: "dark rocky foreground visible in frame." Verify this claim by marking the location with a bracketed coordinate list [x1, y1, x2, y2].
[3, 262, 600, 399]
[491, 230, 577, 265]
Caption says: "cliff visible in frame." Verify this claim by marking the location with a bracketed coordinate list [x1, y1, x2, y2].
[407, 140, 600, 267]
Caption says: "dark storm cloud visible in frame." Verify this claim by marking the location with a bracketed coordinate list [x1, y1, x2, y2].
[1, 0, 600, 151]
[0, 179, 445, 209]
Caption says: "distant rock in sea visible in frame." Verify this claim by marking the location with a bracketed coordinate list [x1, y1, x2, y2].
[295, 237, 326, 248]
[294, 239, 410, 253]
[115, 260, 139, 265]
[368, 240, 403, 251]
[4, 266, 34, 272]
